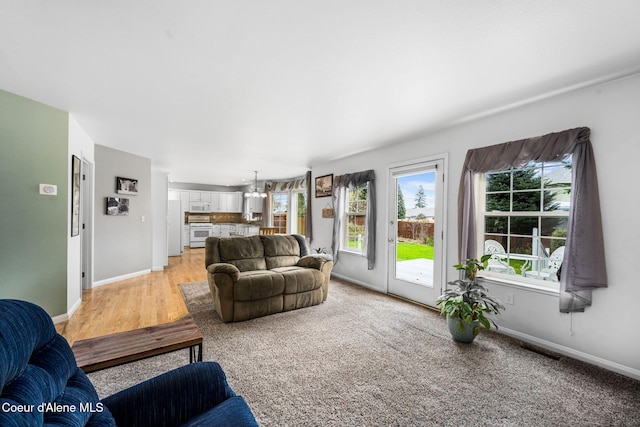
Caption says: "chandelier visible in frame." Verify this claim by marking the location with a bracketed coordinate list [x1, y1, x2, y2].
[244, 171, 267, 198]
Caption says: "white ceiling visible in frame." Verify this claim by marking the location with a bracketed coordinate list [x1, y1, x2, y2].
[2, 1, 640, 186]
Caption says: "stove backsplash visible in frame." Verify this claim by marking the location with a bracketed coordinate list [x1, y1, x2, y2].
[185, 212, 243, 224]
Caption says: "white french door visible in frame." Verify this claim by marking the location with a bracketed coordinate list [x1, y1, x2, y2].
[388, 157, 446, 307]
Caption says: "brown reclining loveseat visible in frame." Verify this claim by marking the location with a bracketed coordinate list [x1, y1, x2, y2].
[205, 234, 333, 322]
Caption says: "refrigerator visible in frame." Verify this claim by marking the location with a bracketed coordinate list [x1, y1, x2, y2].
[168, 199, 182, 256]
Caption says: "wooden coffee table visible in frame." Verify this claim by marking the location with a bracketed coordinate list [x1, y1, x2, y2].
[72, 316, 203, 373]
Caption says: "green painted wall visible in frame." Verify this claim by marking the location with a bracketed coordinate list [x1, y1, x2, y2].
[0, 89, 69, 316]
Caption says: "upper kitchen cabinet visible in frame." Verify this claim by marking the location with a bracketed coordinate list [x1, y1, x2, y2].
[171, 190, 243, 213]
[189, 192, 212, 203]
[211, 192, 243, 212]
[226, 192, 243, 212]
[246, 195, 264, 214]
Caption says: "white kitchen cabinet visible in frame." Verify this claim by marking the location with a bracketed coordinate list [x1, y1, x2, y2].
[210, 193, 222, 212]
[246, 196, 263, 214]
[211, 192, 242, 212]
[225, 192, 243, 212]
[189, 192, 212, 203]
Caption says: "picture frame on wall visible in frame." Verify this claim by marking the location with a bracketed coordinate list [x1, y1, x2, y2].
[71, 155, 81, 236]
[106, 197, 130, 216]
[315, 174, 333, 198]
[116, 176, 138, 195]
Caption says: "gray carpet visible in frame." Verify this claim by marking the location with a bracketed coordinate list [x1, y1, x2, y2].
[89, 279, 640, 426]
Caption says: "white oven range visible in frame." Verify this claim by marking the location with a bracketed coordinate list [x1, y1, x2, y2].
[189, 222, 214, 248]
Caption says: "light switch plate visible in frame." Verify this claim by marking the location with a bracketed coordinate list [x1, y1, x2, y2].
[39, 184, 58, 195]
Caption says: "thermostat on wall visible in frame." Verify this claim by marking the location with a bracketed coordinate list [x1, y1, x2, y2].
[39, 184, 58, 195]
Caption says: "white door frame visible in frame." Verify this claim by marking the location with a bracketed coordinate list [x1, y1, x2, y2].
[387, 154, 448, 306]
[81, 158, 94, 290]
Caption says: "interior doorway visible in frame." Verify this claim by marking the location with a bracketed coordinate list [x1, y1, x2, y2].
[388, 156, 446, 306]
[81, 159, 94, 290]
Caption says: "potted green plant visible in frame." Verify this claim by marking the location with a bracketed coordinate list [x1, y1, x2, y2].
[436, 255, 505, 343]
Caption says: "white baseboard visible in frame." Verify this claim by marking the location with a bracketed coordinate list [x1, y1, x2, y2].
[498, 327, 640, 381]
[68, 298, 82, 318]
[151, 266, 165, 272]
[92, 269, 151, 288]
[330, 272, 386, 293]
[52, 313, 68, 324]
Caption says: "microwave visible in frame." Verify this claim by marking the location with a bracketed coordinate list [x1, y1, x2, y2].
[189, 202, 211, 212]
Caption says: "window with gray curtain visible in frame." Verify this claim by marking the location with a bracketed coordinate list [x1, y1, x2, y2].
[458, 127, 607, 313]
[264, 171, 312, 240]
[331, 169, 376, 270]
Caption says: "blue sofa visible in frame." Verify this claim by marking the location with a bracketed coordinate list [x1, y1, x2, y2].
[0, 299, 259, 426]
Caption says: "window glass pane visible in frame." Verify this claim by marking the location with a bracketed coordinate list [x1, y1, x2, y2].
[272, 193, 288, 234]
[484, 235, 508, 249]
[509, 236, 532, 255]
[344, 185, 367, 252]
[486, 171, 511, 191]
[539, 236, 565, 253]
[486, 193, 510, 212]
[295, 192, 307, 236]
[540, 217, 567, 242]
[509, 216, 538, 236]
[542, 160, 572, 184]
[513, 163, 541, 190]
[513, 191, 541, 211]
[485, 216, 508, 234]
[543, 189, 571, 212]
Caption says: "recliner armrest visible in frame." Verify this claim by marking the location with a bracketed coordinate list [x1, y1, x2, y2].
[297, 254, 332, 270]
[207, 263, 241, 281]
[101, 362, 257, 427]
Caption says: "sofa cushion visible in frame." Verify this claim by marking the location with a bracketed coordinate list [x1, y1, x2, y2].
[234, 270, 285, 301]
[261, 235, 301, 269]
[219, 236, 266, 272]
[270, 266, 325, 294]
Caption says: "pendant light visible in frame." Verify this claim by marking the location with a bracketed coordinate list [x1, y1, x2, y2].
[244, 171, 267, 198]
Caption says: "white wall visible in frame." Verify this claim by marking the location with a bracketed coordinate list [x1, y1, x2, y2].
[311, 73, 640, 379]
[67, 115, 95, 317]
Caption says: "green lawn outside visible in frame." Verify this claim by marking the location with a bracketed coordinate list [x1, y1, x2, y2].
[396, 242, 434, 261]
[393, 241, 530, 274]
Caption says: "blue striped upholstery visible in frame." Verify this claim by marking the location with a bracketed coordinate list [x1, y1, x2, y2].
[0, 299, 258, 426]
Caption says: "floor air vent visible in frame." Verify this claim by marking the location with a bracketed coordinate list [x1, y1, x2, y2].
[521, 343, 562, 360]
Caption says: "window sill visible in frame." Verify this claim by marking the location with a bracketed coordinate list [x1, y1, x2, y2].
[339, 248, 365, 257]
[477, 274, 559, 297]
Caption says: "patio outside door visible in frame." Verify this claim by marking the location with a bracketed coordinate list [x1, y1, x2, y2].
[388, 158, 446, 307]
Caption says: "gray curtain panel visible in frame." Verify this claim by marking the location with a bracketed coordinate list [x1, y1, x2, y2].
[331, 169, 376, 270]
[458, 127, 607, 312]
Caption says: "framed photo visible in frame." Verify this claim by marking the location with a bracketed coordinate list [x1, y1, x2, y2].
[71, 155, 81, 236]
[315, 174, 333, 198]
[116, 176, 138, 195]
[106, 197, 130, 216]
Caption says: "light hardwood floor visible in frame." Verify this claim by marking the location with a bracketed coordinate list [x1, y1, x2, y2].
[56, 247, 207, 346]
